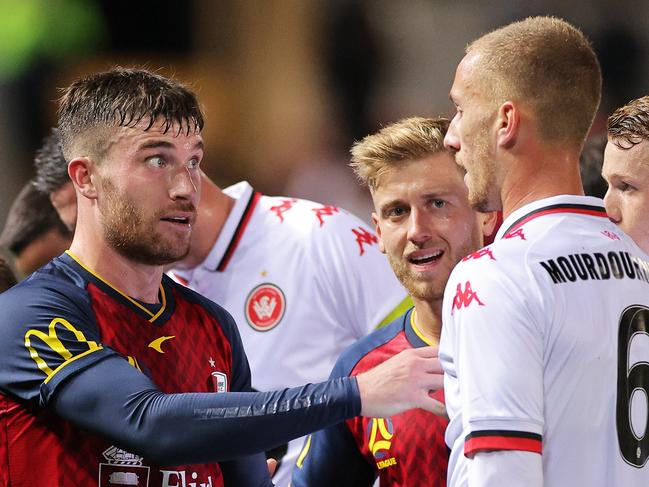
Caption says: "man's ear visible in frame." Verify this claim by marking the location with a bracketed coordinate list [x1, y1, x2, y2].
[371, 212, 386, 254]
[496, 101, 519, 149]
[68, 157, 98, 200]
[480, 211, 502, 246]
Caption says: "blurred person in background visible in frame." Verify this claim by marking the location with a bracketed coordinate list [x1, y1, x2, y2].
[33, 127, 77, 231]
[292, 117, 496, 486]
[602, 96, 649, 255]
[0, 255, 17, 292]
[0, 180, 72, 276]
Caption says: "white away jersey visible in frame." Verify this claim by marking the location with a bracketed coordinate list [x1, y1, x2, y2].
[440, 195, 649, 487]
[172, 181, 408, 486]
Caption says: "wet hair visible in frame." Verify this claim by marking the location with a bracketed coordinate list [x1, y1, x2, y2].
[607, 96, 649, 150]
[33, 127, 69, 194]
[58, 67, 204, 161]
[350, 117, 450, 191]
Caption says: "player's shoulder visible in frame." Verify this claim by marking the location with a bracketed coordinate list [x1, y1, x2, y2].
[331, 310, 410, 378]
[1, 255, 89, 305]
[0, 255, 95, 335]
[258, 194, 368, 232]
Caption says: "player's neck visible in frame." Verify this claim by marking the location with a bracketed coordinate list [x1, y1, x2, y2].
[411, 297, 442, 345]
[500, 145, 584, 219]
[69, 233, 164, 304]
[175, 176, 235, 269]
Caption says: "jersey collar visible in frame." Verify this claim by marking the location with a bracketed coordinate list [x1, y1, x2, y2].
[62, 250, 175, 324]
[496, 195, 608, 240]
[404, 308, 438, 348]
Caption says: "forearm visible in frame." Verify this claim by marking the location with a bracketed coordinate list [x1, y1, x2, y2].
[52, 356, 360, 465]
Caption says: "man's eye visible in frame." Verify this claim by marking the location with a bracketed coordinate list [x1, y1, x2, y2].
[387, 207, 406, 218]
[146, 156, 166, 168]
[618, 182, 635, 192]
[186, 157, 201, 170]
[432, 200, 446, 209]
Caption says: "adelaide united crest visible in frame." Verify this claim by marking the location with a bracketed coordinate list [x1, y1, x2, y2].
[245, 283, 286, 331]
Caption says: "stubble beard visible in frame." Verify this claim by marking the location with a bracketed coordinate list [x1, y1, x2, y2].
[100, 179, 192, 266]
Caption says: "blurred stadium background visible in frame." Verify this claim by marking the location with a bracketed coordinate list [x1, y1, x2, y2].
[0, 0, 647, 228]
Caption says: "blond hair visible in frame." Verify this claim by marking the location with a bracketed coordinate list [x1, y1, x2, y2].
[607, 96, 649, 149]
[467, 16, 601, 145]
[350, 117, 449, 191]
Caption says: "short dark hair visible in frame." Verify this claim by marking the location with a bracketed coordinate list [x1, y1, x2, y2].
[0, 182, 72, 255]
[58, 67, 205, 161]
[0, 255, 17, 292]
[607, 96, 649, 149]
[33, 127, 69, 194]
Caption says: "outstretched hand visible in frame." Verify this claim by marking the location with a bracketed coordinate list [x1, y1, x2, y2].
[355, 346, 447, 418]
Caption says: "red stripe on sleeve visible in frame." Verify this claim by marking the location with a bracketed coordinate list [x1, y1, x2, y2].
[464, 435, 542, 457]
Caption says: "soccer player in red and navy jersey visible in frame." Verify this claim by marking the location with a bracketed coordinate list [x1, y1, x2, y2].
[292, 117, 497, 486]
[0, 68, 445, 487]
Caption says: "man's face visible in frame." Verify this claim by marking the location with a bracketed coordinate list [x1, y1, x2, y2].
[602, 139, 649, 254]
[94, 121, 204, 266]
[444, 53, 500, 212]
[372, 153, 484, 303]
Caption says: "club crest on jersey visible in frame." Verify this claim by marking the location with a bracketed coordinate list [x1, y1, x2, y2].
[99, 446, 150, 487]
[367, 418, 398, 469]
[210, 371, 228, 393]
[245, 283, 286, 331]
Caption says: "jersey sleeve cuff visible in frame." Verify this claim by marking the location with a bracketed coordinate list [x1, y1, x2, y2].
[464, 430, 542, 457]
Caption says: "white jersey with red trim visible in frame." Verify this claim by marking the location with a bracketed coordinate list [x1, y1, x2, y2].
[440, 195, 649, 487]
[171, 181, 408, 487]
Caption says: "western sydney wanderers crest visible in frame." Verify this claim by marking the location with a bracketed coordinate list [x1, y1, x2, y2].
[99, 446, 150, 487]
[245, 283, 286, 331]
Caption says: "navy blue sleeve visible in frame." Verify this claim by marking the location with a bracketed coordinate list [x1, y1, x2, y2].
[220, 454, 274, 487]
[0, 277, 119, 403]
[291, 354, 376, 487]
[51, 353, 360, 466]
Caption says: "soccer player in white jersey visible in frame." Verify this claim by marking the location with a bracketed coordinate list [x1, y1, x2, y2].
[602, 96, 649, 255]
[170, 175, 409, 485]
[441, 16, 649, 487]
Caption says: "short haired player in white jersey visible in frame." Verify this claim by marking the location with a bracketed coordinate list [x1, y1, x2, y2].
[169, 173, 409, 486]
[602, 96, 649, 255]
[442, 16, 649, 486]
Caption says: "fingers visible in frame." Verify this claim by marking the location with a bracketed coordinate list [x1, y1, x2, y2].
[420, 397, 449, 419]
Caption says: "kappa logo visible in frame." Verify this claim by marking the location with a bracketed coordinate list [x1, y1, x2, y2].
[451, 281, 484, 315]
[352, 227, 379, 256]
[462, 247, 495, 261]
[245, 283, 286, 331]
[504, 228, 526, 240]
[270, 199, 298, 223]
[367, 418, 398, 470]
[312, 205, 340, 227]
[99, 446, 150, 487]
[602, 230, 621, 241]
